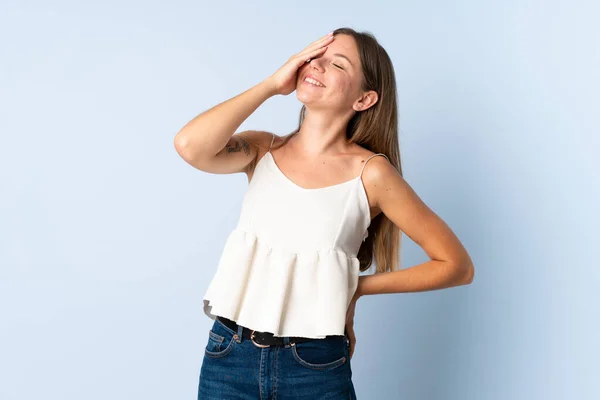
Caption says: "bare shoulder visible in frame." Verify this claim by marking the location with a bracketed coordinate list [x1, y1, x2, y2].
[358, 150, 403, 212]
[236, 129, 276, 150]
[355, 148, 397, 180]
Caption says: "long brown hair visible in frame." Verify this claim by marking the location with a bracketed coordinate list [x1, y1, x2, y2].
[246, 27, 403, 274]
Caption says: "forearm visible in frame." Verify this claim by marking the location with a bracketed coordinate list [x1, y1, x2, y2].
[355, 259, 473, 298]
[174, 79, 276, 159]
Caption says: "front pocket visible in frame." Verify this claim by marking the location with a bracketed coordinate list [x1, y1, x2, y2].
[204, 328, 235, 358]
[291, 338, 347, 370]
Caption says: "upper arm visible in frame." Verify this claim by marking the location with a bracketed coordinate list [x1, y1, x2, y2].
[176, 130, 273, 176]
[364, 157, 474, 272]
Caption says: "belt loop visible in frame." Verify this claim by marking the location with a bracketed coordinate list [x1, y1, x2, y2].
[282, 336, 290, 347]
[236, 323, 244, 343]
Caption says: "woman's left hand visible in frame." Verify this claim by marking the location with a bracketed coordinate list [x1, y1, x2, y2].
[345, 294, 359, 360]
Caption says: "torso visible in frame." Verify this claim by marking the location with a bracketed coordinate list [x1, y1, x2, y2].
[246, 133, 384, 221]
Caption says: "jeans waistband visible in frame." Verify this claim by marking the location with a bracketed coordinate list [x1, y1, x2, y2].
[216, 316, 339, 347]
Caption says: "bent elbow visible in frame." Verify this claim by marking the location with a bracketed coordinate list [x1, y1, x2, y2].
[462, 263, 475, 284]
[174, 132, 189, 154]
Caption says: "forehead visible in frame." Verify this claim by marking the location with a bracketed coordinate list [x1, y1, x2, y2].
[328, 34, 359, 65]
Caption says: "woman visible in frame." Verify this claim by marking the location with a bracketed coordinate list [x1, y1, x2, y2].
[175, 27, 475, 400]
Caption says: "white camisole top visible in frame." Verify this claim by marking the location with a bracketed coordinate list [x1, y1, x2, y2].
[203, 133, 389, 339]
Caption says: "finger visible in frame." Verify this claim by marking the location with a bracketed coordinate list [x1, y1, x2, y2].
[303, 32, 334, 50]
[296, 46, 328, 64]
[298, 35, 334, 57]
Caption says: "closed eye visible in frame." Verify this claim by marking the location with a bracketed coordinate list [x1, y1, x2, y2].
[332, 63, 344, 70]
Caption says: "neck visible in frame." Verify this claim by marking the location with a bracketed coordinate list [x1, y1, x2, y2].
[294, 108, 355, 157]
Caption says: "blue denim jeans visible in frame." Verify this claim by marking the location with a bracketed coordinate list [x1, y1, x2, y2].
[198, 318, 357, 399]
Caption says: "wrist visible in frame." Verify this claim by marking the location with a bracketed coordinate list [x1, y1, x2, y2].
[260, 77, 278, 97]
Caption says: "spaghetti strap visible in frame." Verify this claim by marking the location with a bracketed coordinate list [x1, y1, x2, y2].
[268, 133, 276, 152]
[359, 153, 389, 178]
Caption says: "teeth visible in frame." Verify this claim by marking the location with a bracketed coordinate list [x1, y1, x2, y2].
[304, 77, 324, 87]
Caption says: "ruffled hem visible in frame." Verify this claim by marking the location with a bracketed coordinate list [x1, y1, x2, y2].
[202, 228, 360, 339]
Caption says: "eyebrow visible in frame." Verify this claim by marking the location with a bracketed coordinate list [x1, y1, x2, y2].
[332, 53, 353, 67]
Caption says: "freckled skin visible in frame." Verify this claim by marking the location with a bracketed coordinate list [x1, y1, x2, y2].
[295, 34, 364, 112]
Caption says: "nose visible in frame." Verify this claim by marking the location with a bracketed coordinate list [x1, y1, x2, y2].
[308, 58, 325, 73]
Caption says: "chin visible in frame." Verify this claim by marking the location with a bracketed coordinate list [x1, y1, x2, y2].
[295, 88, 321, 105]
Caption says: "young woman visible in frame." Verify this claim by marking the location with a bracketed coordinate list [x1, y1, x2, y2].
[175, 27, 475, 400]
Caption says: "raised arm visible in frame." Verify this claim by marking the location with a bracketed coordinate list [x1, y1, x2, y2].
[173, 32, 335, 176]
[173, 80, 277, 175]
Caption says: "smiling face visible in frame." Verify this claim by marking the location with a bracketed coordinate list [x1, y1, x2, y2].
[296, 34, 378, 113]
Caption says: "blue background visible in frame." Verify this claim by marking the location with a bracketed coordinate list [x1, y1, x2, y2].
[1, 0, 598, 399]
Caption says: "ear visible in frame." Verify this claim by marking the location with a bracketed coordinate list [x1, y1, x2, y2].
[352, 90, 378, 112]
